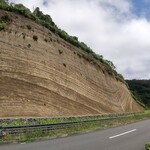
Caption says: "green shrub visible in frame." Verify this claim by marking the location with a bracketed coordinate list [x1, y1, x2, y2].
[13, 4, 33, 18]
[0, 21, 6, 30]
[0, 14, 12, 31]
[33, 7, 55, 26]
[1, 14, 12, 23]
[0, 1, 9, 9]
[145, 143, 150, 150]
[33, 35, 38, 41]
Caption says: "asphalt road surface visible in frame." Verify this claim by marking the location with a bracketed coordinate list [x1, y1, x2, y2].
[1, 119, 150, 150]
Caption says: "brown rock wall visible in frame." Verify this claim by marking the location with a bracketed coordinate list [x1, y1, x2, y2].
[0, 10, 144, 117]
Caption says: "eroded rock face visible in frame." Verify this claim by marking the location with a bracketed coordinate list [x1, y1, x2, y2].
[0, 10, 144, 117]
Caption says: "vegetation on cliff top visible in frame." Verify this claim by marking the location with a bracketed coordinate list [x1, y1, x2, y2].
[0, 0, 124, 82]
[126, 80, 150, 108]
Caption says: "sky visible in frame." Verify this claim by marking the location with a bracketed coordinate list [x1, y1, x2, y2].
[8, 0, 150, 79]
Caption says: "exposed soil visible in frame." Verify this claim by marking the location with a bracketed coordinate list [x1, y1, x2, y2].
[0, 10, 144, 117]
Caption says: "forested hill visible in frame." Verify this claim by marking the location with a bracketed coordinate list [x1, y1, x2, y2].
[126, 80, 150, 108]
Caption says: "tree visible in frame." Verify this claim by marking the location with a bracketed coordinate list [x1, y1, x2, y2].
[13, 4, 31, 17]
[0, 0, 9, 7]
[1, 0, 8, 4]
[106, 60, 116, 70]
[33, 7, 42, 17]
[33, 7, 54, 25]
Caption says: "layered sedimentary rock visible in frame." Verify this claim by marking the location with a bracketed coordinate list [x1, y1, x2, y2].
[0, 10, 144, 117]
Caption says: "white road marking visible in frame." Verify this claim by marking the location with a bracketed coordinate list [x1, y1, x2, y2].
[20, 143, 26, 144]
[109, 129, 137, 139]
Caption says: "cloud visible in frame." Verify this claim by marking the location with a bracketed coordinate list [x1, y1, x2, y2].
[9, 0, 150, 79]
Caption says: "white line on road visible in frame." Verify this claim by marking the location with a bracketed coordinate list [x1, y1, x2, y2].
[109, 129, 137, 139]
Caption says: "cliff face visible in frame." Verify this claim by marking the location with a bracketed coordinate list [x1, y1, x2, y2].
[0, 10, 144, 117]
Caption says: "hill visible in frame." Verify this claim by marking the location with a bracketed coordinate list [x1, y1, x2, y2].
[126, 80, 150, 108]
[0, 1, 144, 117]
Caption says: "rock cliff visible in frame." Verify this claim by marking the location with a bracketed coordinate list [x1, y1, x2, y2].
[0, 10, 144, 117]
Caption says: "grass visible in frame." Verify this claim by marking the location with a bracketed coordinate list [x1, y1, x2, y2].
[0, 123, 101, 143]
[145, 143, 150, 150]
[0, 111, 150, 143]
[0, 111, 150, 127]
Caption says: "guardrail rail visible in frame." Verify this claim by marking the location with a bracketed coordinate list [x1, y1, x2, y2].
[0, 112, 143, 135]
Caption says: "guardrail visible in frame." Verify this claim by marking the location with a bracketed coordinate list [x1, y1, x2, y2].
[0, 112, 143, 135]
[0, 117, 118, 135]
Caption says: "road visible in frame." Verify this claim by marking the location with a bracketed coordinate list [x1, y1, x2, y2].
[1, 119, 150, 150]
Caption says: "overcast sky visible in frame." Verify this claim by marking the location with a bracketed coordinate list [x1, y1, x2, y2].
[9, 0, 150, 79]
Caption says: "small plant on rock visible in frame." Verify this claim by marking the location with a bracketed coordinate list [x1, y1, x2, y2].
[33, 35, 38, 41]
[27, 44, 31, 48]
[0, 21, 6, 30]
[1, 14, 12, 23]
